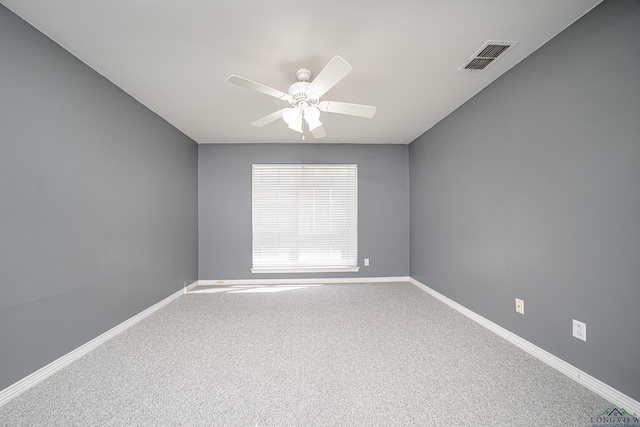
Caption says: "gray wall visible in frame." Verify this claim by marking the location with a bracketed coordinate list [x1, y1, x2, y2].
[0, 6, 198, 390]
[199, 143, 409, 280]
[409, 0, 640, 401]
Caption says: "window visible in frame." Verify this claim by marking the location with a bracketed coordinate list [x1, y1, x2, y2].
[252, 164, 358, 273]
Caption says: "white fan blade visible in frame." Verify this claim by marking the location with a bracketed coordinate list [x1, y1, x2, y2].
[228, 75, 291, 101]
[318, 101, 376, 118]
[251, 108, 288, 127]
[311, 125, 327, 139]
[308, 56, 352, 98]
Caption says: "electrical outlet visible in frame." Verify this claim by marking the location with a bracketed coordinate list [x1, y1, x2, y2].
[573, 319, 586, 341]
[515, 298, 524, 314]
[364, 258, 370, 266]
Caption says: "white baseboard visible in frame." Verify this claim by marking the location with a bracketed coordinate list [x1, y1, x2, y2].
[197, 276, 411, 286]
[408, 277, 640, 415]
[0, 281, 199, 407]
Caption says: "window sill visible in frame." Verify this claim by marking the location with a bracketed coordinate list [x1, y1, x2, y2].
[251, 267, 360, 274]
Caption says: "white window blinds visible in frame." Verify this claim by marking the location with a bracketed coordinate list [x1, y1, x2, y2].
[252, 164, 358, 273]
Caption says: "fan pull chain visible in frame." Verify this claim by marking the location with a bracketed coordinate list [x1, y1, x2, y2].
[301, 112, 306, 140]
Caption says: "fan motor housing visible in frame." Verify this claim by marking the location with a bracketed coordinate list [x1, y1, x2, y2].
[288, 81, 318, 106]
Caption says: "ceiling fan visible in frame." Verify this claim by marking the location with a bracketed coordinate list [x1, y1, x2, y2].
[227, 56, 376, 139]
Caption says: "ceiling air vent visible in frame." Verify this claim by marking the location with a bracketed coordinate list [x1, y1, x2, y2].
[459, 40, 518, 72]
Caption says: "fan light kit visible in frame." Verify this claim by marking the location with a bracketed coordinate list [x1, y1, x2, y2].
[228, 56, 376, 139]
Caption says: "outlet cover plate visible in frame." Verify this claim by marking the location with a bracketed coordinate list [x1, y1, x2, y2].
[573, 319, 586, 341]
[515, 298, 524, 314]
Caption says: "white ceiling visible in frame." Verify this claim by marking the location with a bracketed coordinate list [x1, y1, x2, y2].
[2, 0, 601, 144]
